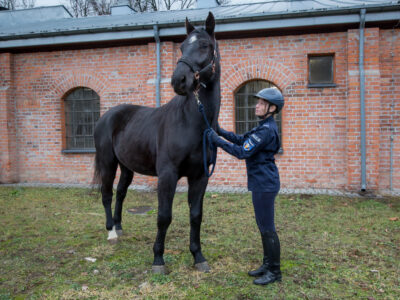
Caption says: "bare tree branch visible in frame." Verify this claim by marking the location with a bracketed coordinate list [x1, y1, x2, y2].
[19, 0, 35, 8]
[0, 0, 17, 9]
[90, 0, 117, 15]
[0, 0, 38, 9]
[0, 0, 229, 15]
[69, 0, 93, 17]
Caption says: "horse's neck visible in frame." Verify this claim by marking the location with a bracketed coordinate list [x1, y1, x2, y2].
[198, 78, 220, 128]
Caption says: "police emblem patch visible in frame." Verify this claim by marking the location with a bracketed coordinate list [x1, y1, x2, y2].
[243, 139, 255, 151]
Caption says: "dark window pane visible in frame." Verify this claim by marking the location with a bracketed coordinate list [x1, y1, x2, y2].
[86, 125, 93, 135]
[236, 108, 245, 122]
[85, 137, 94, 148]
[235, 94, 246, 108]
[248, 96, 258, 108]
[237, 85, 246, 94]
[75, 137, 84, 148]
[309, 55, 333, 84]
[65, 87, 99, 150]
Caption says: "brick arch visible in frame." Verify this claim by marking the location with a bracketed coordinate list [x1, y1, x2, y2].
[48, 71, 108, 99]
[222, 58, 296, 92]
[233, 78, 280, 94]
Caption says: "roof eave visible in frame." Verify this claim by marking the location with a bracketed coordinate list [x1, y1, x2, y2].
[0, 5, 399, 50]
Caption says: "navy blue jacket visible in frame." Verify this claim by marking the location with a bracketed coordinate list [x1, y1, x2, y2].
[216, 116, 281, 192]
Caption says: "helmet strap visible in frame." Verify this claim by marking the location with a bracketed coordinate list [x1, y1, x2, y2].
[258, 102, 275, 120]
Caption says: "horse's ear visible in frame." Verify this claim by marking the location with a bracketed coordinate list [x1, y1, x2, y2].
[205, 12, 215, 36]
[186, 17, 195, 35]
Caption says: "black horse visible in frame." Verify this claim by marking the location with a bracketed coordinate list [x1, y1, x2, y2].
[93, 12, 220, 274]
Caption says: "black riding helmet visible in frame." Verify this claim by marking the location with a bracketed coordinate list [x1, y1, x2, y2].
[255, 88, 284, 114]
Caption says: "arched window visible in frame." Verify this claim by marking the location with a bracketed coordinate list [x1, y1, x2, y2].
[64, 87, 100, 152]
[235, 80, 282, 144]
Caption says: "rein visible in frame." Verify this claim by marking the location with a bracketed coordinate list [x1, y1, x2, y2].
[194, 89, 217, 178]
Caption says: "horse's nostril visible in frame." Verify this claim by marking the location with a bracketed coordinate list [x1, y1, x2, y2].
[180, 76, 185, 84]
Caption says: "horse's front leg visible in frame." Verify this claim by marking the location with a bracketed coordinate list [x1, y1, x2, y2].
[188, 175, 210, 272]
[152, 170, 178, 274]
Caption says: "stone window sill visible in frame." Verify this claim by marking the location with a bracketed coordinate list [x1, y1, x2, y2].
[307, 83, 337, 88]
[62, 149, 96, 154]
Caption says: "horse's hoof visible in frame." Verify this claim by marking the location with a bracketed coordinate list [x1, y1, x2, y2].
[152, 265, 167, 275]
[107, 227, 119, 244]
[195, 261, 210, 273]
[107, 238, 118, 245]
[116, 229, 123, 237]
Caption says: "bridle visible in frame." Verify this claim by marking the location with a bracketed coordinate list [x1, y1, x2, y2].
[177, 37, 218, 92]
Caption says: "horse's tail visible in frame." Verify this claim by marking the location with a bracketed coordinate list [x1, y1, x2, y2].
[92, 112, 108, 194]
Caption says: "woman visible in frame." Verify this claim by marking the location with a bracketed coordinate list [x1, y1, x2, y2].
[207, 87, 284, 285]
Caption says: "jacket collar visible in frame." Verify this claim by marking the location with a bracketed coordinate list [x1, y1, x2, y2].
[258, 115, 273, 126]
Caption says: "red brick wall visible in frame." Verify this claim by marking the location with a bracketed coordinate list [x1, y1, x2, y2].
[379, 29, 400, 191]
[1, 27, 399, 192]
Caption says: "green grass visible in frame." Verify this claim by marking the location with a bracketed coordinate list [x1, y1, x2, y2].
[0, 187, 399, 299]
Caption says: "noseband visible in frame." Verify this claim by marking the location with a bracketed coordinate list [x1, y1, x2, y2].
[177, 39, 217, 90]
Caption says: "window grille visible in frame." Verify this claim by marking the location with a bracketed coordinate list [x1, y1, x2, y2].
[235, 81, 282, 145]
[64, 87, 100, 151]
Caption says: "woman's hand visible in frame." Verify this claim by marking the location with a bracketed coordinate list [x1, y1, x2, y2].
[206, 128, 221, 145]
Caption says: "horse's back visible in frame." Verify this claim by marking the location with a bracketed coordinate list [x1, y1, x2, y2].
[94, 97, 199, 176]
[94, 104, 153, 142]
[94, 103, 160, 175]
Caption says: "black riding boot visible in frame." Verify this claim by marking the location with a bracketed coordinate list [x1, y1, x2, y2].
[248, 257, 269, 277]
[248, 232, 270, 277]
[253, 231, 282, 285]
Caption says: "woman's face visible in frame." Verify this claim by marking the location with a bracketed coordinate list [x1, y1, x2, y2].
[255, 98, 276, 118]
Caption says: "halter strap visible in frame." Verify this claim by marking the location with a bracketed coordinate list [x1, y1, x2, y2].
[178, 57, 199, 73]
[177, 38, 217, 89]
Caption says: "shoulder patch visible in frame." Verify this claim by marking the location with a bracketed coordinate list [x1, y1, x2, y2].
[243, 138, 255, 151]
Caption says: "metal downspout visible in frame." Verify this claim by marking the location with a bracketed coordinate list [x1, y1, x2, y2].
[153, 25, 161, 108]
[390, 135, 393, 190]
[359, 8, 367, 191]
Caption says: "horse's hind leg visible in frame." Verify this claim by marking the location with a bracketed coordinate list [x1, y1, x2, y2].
[114, 164, 134, 237]
[188, 175, 210, 272]
[97, 153, 118, 243]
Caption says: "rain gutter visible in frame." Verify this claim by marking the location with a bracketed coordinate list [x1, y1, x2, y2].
[359, 8, 367, 192]
[153, 24, 161, 108]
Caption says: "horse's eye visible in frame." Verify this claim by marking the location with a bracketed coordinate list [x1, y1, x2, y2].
[199, 41, 209, 49]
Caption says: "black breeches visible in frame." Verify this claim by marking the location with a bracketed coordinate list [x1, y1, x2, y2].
[251, 191, 278, 233]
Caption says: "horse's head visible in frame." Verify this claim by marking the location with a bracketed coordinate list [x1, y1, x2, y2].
[171, 12, 218, 96]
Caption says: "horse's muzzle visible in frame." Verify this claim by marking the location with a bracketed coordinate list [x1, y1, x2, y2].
[171, 61, 196, 96]
[171, 74, 187, 95]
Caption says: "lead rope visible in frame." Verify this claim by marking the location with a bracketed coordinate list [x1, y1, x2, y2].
[194, 90, 217, 177]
